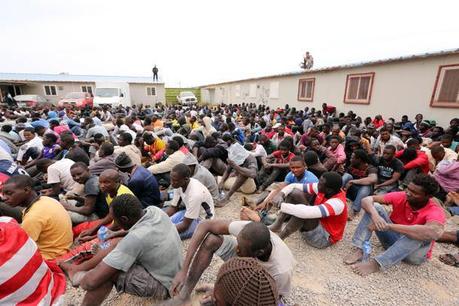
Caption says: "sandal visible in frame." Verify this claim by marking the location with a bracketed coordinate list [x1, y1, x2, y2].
[439, 254, 459, 267]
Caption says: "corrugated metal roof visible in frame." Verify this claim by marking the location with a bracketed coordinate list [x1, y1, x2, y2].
[0, 72, 163, 84]
[200, 48, 459, 88]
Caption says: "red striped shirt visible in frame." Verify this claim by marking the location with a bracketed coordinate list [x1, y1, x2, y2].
[0, 217, 66, 305]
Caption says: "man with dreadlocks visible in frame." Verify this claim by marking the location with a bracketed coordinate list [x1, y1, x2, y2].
[167, 220, 295, 305]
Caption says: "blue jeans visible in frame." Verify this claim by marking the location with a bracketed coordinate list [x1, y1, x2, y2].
[342, 173, 373, 213]
[352, 203, 430, 269]
[170, 210, 200, 240]
[448, 206, 459, 216]
[301, 223, 332, 249]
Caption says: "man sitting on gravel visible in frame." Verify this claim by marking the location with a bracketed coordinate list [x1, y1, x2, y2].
[167, 220, 295, 304]
[164, 163, 215, 240]
[216, 134, 258, 207]
[62, 194, 183, 305]
[344, 174, 446, 276]
[241, 156, 319, 224]
[269, 171, 347, 249]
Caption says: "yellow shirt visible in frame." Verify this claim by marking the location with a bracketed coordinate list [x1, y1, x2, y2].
[22, 196, 73, 260]
[144, 138, 166, 156]
[105, 184, 134, 206]
[190, 121, 201, 130]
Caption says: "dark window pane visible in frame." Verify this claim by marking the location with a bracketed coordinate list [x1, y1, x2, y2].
[439, 69, 459, 102]
[347, 77, 359, 100]
[358, 76, 371, 100]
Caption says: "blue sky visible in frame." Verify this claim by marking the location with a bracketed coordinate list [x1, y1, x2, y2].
[1, 0, 458, 86]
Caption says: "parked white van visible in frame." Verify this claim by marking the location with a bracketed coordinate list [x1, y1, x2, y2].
[93, 82, 131, 107]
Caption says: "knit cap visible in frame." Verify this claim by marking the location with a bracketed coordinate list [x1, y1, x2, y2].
[214, 257, 278, 306]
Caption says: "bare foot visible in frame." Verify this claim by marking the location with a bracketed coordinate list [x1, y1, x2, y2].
[59, 262, 76, 279]
[215, 197, 230, 208]
[343, 248, 363, 265]
[352, 259, 380, 276]
[59, 262, 84, 287]
[240, 207, 261, 222]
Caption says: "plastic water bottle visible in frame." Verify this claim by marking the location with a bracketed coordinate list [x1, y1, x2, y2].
[97, 226, 110, 250]
[362, 240, 371, 262]
[168, 189, 174, 201]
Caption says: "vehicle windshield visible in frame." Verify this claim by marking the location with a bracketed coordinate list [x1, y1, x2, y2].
[180, 92, 194, 98]
[95, 88, 119, 97]
[65, 92, 86, 99]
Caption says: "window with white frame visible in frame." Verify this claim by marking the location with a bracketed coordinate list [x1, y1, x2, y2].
[431, 64, 459, 108]
[81, 85, 93, 95]
[297, 78, 315, 101]
[235, 85, 241, 97]
[269, 82, 279, 99]
[344, 73, 375, 104]
[249, 84, 257, 98]
[44, 85, 57, 96]
[146, 87, 156, 96]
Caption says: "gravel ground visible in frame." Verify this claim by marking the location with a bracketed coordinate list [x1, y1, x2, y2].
[65, 192, 459, 306]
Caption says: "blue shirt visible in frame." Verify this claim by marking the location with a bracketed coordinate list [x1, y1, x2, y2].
[284, 170, 318, 184]
[129, 166, 161, 208]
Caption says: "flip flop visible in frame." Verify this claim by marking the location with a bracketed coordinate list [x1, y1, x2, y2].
[439, 254, 459, 267]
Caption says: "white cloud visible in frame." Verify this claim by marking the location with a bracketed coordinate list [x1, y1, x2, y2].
[1, 0, 458, 87]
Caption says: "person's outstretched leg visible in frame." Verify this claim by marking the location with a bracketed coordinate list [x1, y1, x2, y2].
[177, 233, 224, 300]
[353, 235, 430, 276]
[60, 238, 122, 286]
[81, 279, 114, 306]
[344, 203, 390, 265]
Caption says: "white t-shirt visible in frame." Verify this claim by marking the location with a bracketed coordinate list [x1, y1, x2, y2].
[170, 178, 215, 220]
[250, 143, 267, 158]
[228, 221, 296, 297]
[17, 136, 43, 161]
[119, 125, 137, 143]
[47, 158, 77, 191]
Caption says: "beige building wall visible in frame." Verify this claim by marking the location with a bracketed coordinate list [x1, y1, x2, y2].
[201, 54, 459, 127]
[20, 81, 165, 106]
[22, 82, 95, 104]
[129, 83, 165, 106]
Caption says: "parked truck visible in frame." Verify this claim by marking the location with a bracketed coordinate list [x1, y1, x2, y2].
[93, 82, 131, 107]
